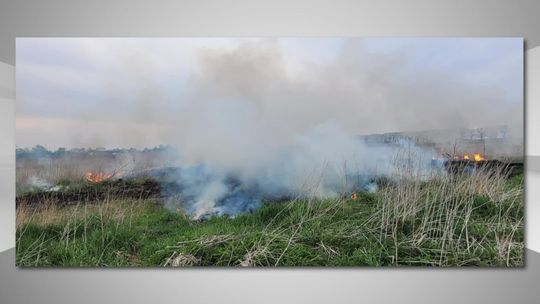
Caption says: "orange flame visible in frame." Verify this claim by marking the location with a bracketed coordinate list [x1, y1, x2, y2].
[85, 171, 113, 183]
[463, 154, 470, 160]
[473, 153, 485, 162]
[351, 192, 358, 200]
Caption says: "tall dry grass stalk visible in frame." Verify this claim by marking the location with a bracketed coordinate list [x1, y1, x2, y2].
[372, 163, 523, 266]
[16, 199, 148, 228]
[16, 197, 151, 266]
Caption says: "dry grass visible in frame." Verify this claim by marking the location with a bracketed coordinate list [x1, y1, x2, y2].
[16, 152, 175, 193]
[16, 198, 150, 230]
[163, 252, 201, 267]
[369, 165, 524, 266]
[15, 149, 524, 267]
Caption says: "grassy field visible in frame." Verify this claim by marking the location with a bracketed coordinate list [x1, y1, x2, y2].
[16, 168, 524, 267]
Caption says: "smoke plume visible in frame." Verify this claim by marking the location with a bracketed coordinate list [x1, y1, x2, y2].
[16, 38, 523, 218]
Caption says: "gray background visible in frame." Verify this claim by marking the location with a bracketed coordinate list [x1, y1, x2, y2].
[1, 0, 539, 303]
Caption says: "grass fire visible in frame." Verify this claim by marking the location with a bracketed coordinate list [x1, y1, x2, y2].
[15, 37, 524, 267]
[15, 139, 524, 267]
[85, 171, 114, 183]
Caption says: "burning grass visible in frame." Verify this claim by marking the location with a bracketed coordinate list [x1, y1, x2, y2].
[15, 150, 175, 194]
[16, 167, 524, 267]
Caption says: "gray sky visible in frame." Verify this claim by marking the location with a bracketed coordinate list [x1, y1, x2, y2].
[16, 38, 523, 149]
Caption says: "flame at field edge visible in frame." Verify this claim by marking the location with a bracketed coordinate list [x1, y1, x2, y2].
[474, 153, 485, 162]
[85, 171, 114, 183]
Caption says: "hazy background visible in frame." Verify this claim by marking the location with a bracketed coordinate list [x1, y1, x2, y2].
[16, 38, 523, 150]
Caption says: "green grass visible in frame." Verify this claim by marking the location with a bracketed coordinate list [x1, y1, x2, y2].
[16, 172, 524, 267]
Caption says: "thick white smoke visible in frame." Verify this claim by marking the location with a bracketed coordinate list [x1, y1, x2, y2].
[16, 38, 523, 218]
[153, 39, 521, 217]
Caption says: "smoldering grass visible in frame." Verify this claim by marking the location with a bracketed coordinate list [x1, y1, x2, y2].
[16, 158, 523, 267]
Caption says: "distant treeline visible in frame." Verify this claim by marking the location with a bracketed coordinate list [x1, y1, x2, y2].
[16, 145, 175, 160]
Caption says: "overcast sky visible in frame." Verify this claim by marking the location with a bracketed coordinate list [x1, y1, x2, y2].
[16, 37, 523, 149]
